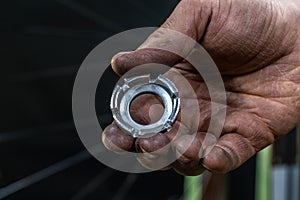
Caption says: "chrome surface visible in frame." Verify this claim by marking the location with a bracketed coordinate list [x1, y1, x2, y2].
[110, 74, 180, 137]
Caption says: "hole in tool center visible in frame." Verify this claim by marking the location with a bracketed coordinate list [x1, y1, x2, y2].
[129, 93, 165, 126]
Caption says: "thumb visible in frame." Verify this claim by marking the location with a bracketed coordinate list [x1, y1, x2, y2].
[111, 48, 180, 76]
[111, 0, 213, 75]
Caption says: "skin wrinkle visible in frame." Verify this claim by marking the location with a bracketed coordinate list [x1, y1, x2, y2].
[204, 0, 297, 76]
[273, 64, 295, 79]
[213, 140, 241, 172]
[243, 2, 276, 68]
[230, 80, 299, 98]
[275, 62, 300, 76]
[193, 1, 200, 40]
[224, 74, 296, 148]
[271, 2, 296, 58]
[104, 0, 300, 174]
[200, 145, 234, 173]
[276, 0, 285, 17]
[224, 111, 264, 137]
[225, 61, 300, 98]
[195, 0, 213, 42]
[226, 112, 275, 151]
[207, 0, 231, 43]
[224, 139, 246, 166]
[225, 90, 296, 130]
[286, 68, 300, 83]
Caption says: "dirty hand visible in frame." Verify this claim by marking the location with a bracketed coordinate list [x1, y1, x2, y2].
[102, 0, 300, 175]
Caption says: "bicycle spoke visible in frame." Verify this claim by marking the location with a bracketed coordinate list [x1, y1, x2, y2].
[70, 168, 114, 200]
[0, 150, 91, 199]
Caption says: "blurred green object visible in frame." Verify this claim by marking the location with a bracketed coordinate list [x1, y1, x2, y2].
[184, 175, 202, 200]
[255, 145, 272, 200]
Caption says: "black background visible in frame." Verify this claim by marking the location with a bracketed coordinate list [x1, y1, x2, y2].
[0, 1, 185, 199]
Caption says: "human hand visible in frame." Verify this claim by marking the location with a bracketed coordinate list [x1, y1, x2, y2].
[102, 0, 300, 175]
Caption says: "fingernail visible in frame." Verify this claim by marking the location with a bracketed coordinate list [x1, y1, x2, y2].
[111, 51, 131, 64]
[136, 146, 160, 161]
[102, 124, 134, 152]
[111, 51, 132, 75]
[136, 133, 170, 153]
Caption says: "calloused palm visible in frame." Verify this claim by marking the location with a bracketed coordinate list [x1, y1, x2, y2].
[102, 0, 300, 175]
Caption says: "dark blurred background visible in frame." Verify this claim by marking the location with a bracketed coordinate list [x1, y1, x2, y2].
[0, 1, 185, 199]
[0, 1, 298, 200]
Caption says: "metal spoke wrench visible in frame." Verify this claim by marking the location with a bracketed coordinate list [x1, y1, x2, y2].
[110, 74, 180, 138]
